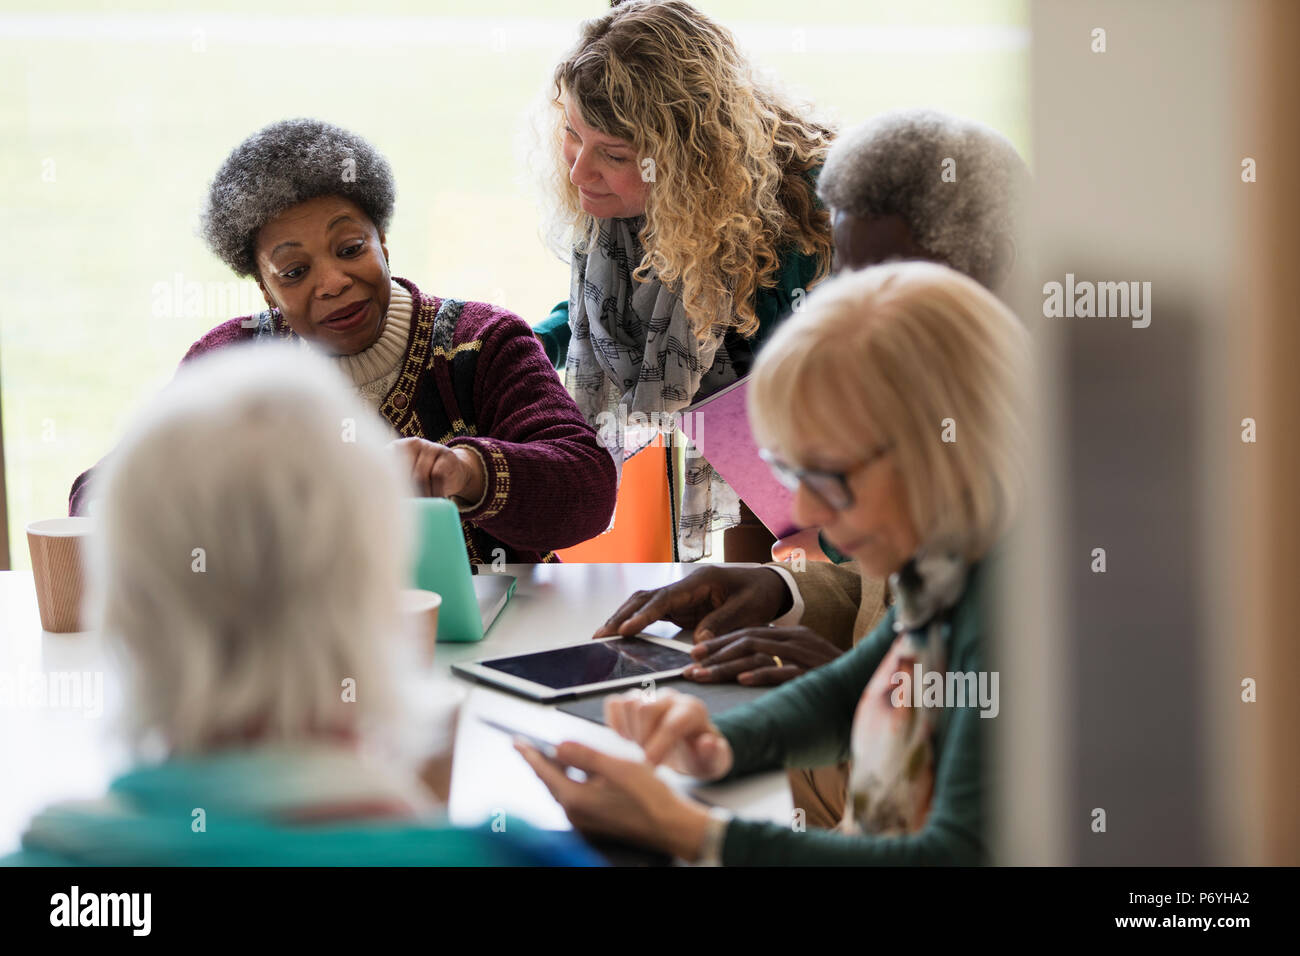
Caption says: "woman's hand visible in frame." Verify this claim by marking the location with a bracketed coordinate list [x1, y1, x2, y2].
[592, 566, 792, 641]
[515, 739, 714, 862]
[389, 438, 486, 503]
[603, 687, 733, 780]
[685, 625, 843, 686]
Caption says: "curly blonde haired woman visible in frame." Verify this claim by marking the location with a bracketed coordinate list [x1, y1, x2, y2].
[534, 0, 835, 561]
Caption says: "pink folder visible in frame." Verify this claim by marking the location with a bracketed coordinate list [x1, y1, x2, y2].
[680, 376, 801, 539]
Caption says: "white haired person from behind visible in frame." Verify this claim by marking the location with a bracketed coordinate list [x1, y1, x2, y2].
[768, 108, 1030, 568]
[526, 262, 1029, 863]
[4, 344, 599, 866]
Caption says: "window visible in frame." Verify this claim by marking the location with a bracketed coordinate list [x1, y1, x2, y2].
[0, 0, 1027, 567]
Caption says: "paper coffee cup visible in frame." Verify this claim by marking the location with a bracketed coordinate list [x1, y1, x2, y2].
[401, 589, 442, 662]
[26, 517, 94, 633]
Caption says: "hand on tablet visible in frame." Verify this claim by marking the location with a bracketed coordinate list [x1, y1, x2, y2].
[684, 625, 842, 686]
[603, 688, 733, 781]
[592, 566, 792, 642]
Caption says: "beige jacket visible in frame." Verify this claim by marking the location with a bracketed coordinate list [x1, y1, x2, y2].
[790, 559, 890, 650]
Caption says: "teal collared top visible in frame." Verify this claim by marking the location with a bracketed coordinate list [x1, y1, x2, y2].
[2, 746, 602, 867]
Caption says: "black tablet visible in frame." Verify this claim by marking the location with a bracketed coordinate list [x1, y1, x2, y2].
[451, 635, 693, 701]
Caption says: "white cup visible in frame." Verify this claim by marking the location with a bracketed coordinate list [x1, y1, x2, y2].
[400, 589, 442, 663]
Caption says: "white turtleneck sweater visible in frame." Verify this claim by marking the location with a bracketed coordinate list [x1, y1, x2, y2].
[319, 278, 412, 409]
[314, 280, 486, 511]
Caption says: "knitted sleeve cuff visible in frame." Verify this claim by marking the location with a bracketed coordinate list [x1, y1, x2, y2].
[446, 437, 508, 520]
[449, 444, 490, 513]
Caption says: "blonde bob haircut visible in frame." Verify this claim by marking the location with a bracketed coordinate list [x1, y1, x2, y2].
[86, 344, 413, 756]
[546, 0, 835, 339]
[749, 261, 1030, 563]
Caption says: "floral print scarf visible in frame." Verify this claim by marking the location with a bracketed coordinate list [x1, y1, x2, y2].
[842, 551, 969, 836]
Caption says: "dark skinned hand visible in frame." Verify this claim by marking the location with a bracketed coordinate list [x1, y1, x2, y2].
[591, 565, 791, 642]
[683, 625, 844, 686]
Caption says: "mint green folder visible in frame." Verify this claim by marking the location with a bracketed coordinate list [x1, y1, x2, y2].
[407, 497, 512, 642]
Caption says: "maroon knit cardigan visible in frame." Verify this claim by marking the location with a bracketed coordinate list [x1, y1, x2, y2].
[68, 277, 617, 564]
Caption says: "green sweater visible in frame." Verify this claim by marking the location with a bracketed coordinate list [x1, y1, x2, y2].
[535, 244, 824, 370]
[711, 558, 994, 865]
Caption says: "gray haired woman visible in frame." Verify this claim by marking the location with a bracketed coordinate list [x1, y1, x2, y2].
[68, 118, 617, 564]
[9, 344, 600, 865]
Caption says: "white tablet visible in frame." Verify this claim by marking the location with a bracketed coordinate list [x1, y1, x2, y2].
[451, 634, 694, 702]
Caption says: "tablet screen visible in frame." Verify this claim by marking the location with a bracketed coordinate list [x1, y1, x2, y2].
[481, 636, 693, 690]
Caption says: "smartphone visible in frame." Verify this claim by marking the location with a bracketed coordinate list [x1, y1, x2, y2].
[478, 716, 560, 760]
[478, 716, 591, 783]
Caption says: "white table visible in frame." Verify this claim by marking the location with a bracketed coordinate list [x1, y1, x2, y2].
[0, 564, 792, 856]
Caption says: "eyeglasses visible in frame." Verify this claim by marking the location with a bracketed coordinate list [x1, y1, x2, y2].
[759, 443, 893, 512]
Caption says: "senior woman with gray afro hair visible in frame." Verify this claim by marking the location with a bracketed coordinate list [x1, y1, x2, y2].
[817, 108, 1029, 296]
[68, 118, 617, 563]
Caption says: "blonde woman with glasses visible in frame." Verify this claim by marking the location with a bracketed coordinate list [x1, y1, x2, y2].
[522, 262, 1029, 863]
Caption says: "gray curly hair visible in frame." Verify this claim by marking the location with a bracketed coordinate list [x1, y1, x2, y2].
[817, 109, 1028, 291]
[200, 118, 396, 278]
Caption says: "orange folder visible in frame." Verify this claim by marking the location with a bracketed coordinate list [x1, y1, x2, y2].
[555, 443, 673, 563]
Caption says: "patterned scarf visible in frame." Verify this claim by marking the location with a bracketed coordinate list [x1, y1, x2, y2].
[841, 551, 969, 836]
[565, 216, 742, 560]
